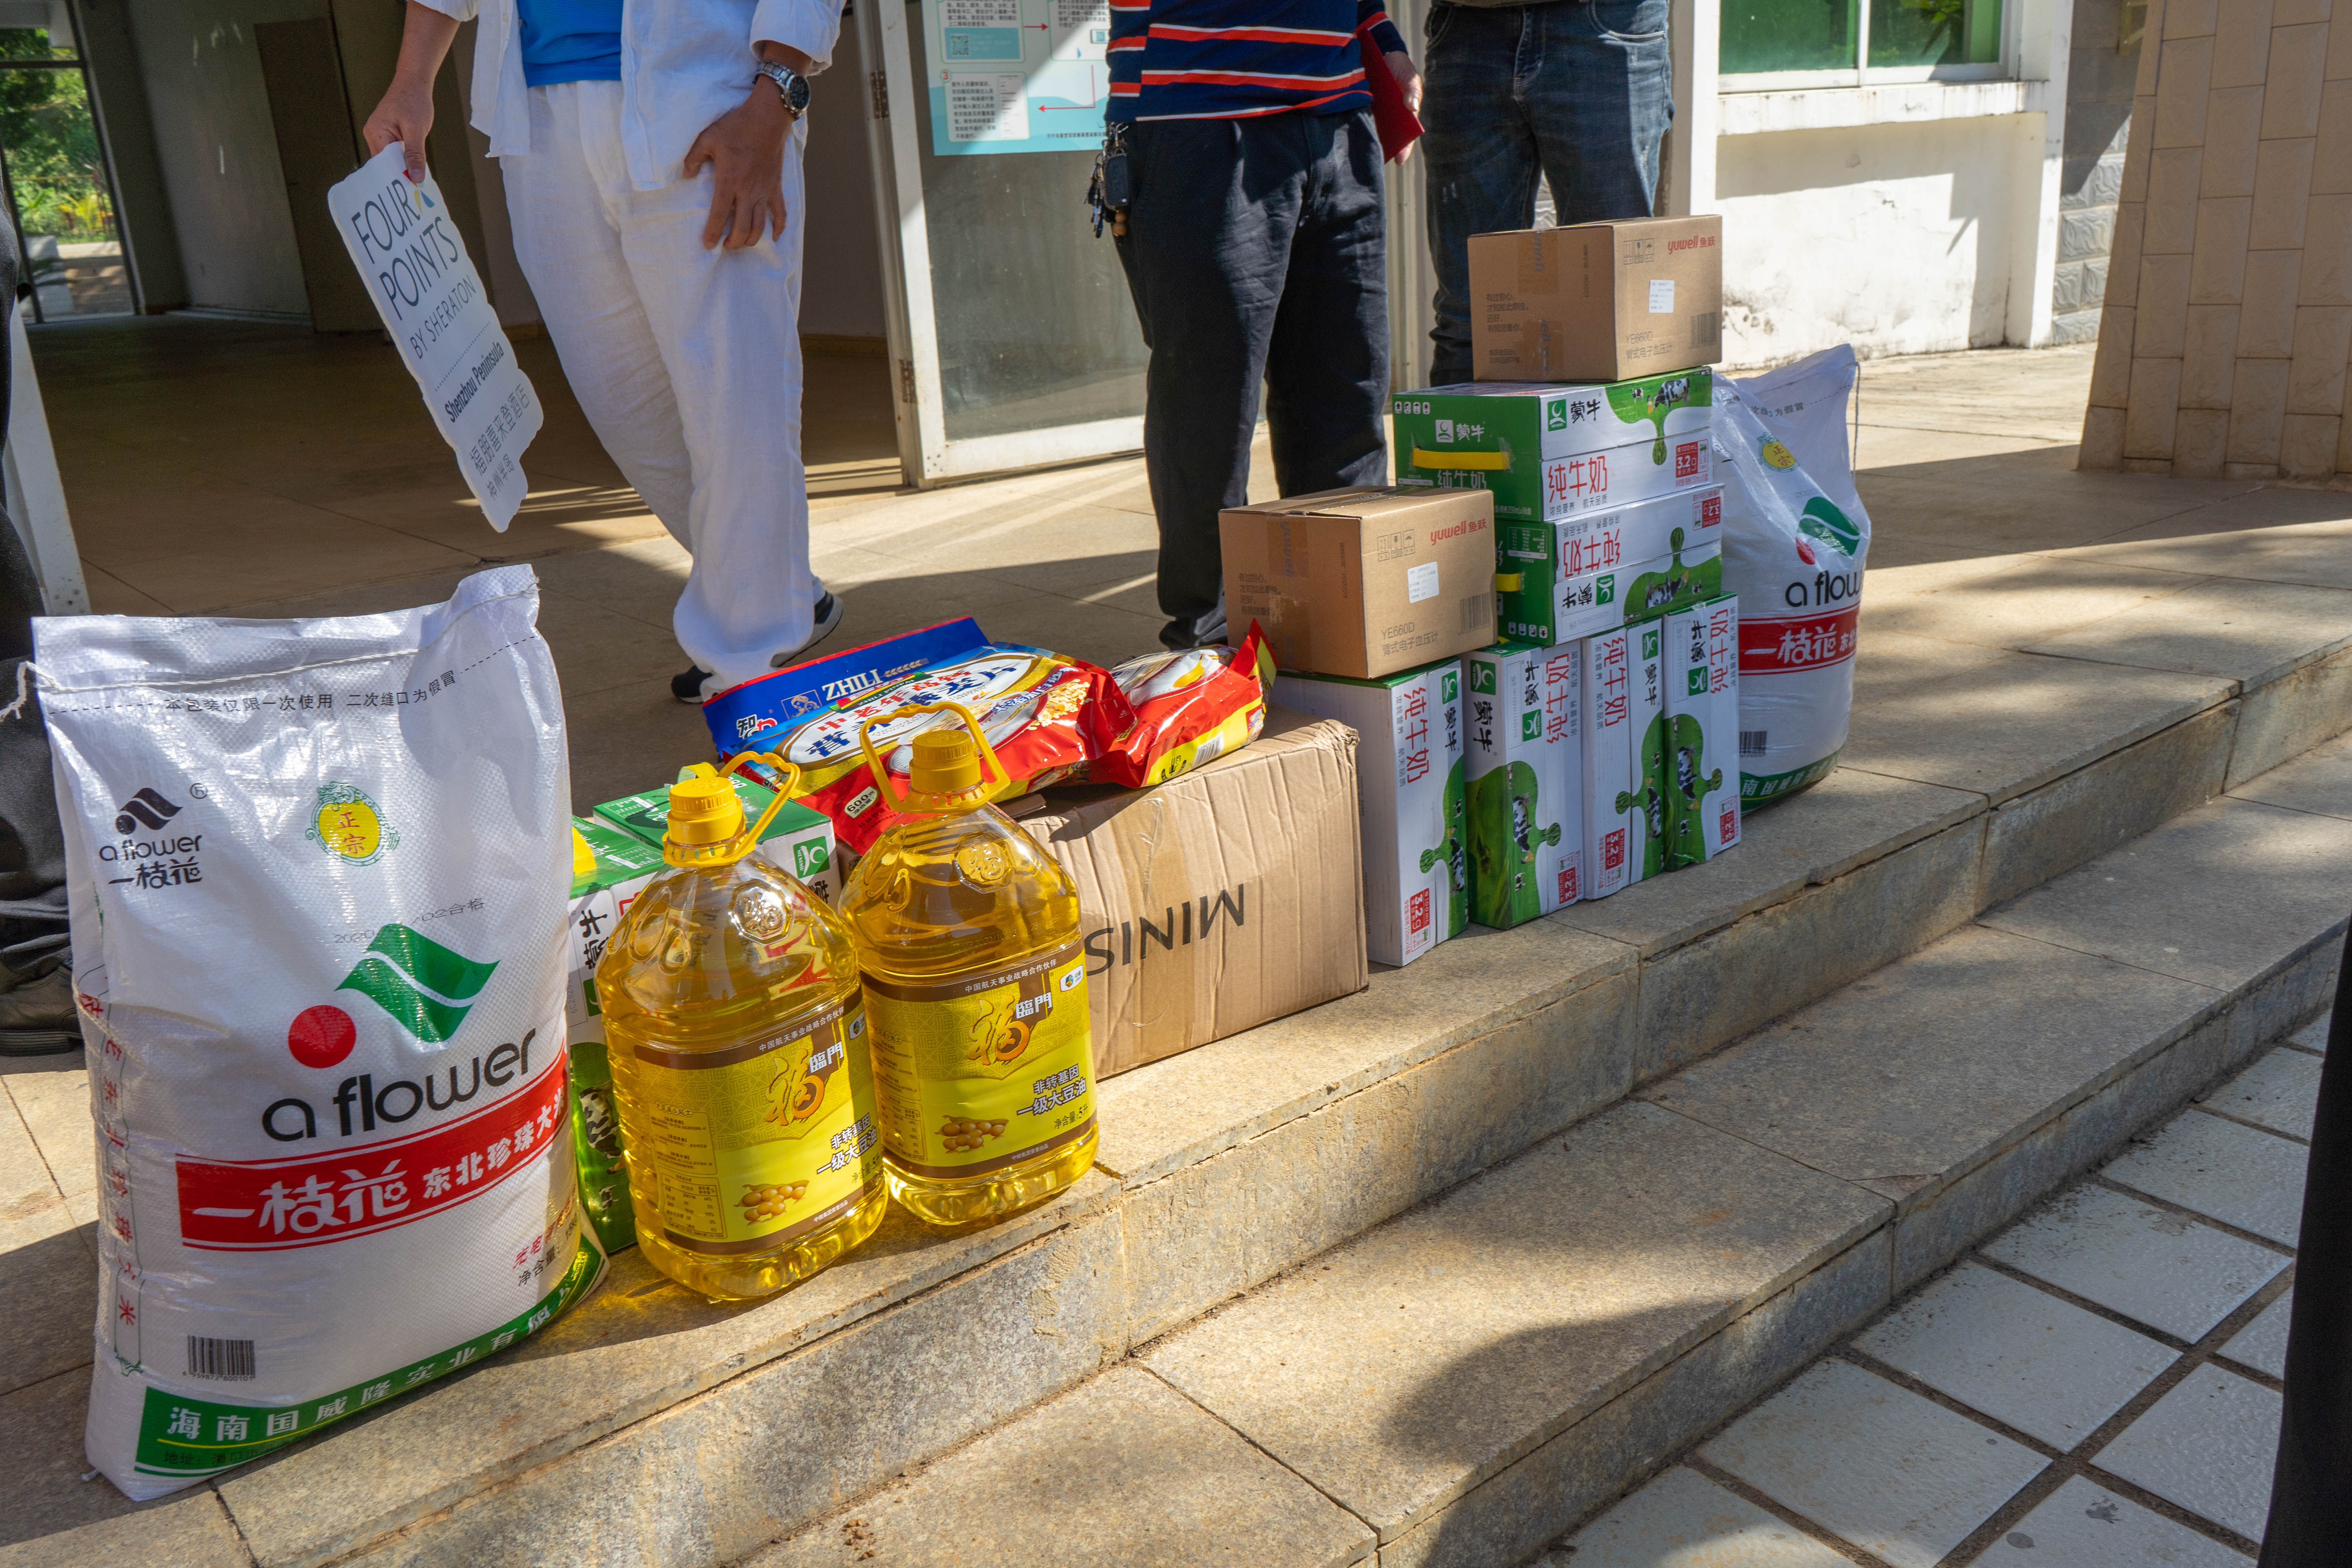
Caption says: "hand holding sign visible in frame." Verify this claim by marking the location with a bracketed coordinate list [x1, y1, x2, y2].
[328, 144, 541, 531]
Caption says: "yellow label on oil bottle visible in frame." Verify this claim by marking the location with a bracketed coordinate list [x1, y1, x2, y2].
[628, 996, 882, 1256]
[861, 941, 1095, 1179]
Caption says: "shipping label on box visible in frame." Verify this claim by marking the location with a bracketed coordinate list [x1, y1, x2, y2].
[1463, 642, 1583, 928]
[564, 817, 666, 1255]
[1468, 216, 1724, 383]
[1627, 620, 1668, 885]
[1222, 486, 1496, 680]
[1623, 533, 1725, 627]
[1495, 485, 1724, 645]
[593, 773, 839, 902]
[1579, 626, 1635, 900]
[1666, 594, 1742, 867]
[1274, 658, 1466, 967]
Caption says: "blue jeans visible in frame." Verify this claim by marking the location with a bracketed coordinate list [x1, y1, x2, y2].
[1423, 0, 1673, 385]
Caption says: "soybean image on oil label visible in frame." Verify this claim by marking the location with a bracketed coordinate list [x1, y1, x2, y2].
[862, 944, 1094, 1179]
[626, 996, 882, 1256]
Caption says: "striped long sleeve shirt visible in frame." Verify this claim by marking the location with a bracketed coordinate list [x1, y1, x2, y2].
[1105, 0, 1408, 124]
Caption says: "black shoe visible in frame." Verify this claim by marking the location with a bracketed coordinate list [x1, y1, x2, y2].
[671, 663, 715, 704]
[769, 591, 844, 670]
[0, 969, 79, 1056]
[1159, 596, 1229, 652]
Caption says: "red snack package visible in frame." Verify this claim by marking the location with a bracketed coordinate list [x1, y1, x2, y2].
[1089, 624, 1272, 788]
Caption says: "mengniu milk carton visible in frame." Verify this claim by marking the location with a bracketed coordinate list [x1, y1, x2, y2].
[1626, 619, 1669, 884]
[1463, 642, 1583, 929]
[563, 818, 666, 1254]
[1579, 626, 1635, 899]
[1497, 486, 1725, 647]
[1393, 372, 1714, 528]
[1274, 659, 1466, 966]
[1665, 594, 1742, 867]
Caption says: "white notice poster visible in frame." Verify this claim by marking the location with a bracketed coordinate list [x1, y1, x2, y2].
[328, 145, 541, 530]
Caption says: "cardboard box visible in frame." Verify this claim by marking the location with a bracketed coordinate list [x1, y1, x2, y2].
[1274, 658, 1466, 967]
[1463, 642, 1583, 928]
[1627, 619, 1669, 885]
[1470, 216, 1724, 383]
[1495, 485, 1724, 645]
[564, 817, 668, 1254]
[593, 773, 840, 902]
[1622, 534, 1725, 627]
[1011, 709, 1367, 1077]
[1665, 594, 1743, 867]
[1221, 486, 1496, 680]
[1579, 626, 1635, 900]
[1399, 409, 1715, 527]
[1394, 370, 1713, 469]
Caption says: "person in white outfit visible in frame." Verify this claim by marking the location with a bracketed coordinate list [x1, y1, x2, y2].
[365, 0, 844, 703]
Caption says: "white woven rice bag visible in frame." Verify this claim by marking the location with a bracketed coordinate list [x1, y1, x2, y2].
[34, 565, 601, 1499]
[1717, 345, 1872, 805]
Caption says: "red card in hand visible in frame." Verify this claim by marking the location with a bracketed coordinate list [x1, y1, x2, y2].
[1365, 49, 1423, 164]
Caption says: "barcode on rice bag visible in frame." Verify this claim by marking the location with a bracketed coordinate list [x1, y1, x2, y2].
[1739, 730, 1768, 757]
[1461, 593, 1493, 635]
[187, 1337, 256, 1380]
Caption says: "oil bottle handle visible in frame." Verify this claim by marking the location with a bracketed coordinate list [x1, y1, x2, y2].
[855, 701, 1011, 811]
[720, 750, 803, 845]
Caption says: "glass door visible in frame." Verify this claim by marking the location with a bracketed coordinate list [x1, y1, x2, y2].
[0, 11, 133, 321]
[859, 0, 1146, 485]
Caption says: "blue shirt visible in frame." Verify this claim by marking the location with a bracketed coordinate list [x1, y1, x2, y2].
[517, 0, 623, 87]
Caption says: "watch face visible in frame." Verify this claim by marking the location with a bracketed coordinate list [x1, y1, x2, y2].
[784, 73, 811, 113]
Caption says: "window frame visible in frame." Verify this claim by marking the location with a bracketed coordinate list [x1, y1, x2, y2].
[1719, 0, 2018, 93]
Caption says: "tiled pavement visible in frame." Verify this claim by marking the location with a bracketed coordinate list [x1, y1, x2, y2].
[1548, 1011, 2329, 1567]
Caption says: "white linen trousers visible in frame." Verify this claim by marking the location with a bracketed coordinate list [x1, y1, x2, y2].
[501, 80, 815, 693]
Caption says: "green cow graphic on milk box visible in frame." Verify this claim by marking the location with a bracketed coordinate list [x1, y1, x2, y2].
[1464, 642, 1583, 928]
[1664, 594, 1742, 867]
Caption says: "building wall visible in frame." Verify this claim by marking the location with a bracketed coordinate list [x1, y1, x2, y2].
[2052, 0, 2143, 342]
[1716, 114, 2045, 366]
[2083, 0, 2352, 480]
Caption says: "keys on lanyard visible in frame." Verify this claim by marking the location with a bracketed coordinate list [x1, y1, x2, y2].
[1087, 125, 1131, 238]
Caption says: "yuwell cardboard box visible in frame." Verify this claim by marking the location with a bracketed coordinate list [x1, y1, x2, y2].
[1463, 641, 1583, 928]
[564, 816, 666, 1254]
[1469, 215, 1724, 383]
[1494, 485, 1724, 645]
[1626, 619, 1668, 884]
[1394, 375, 1714, 527]
[1011, 709, 1367, 1077]
[1221, 486, 1496, 680]
[1274, 658, 1465, 966]
[1665, 594, 1743, 867]
[593, 772, 840, 902]
[1579, 626, 1635, 900]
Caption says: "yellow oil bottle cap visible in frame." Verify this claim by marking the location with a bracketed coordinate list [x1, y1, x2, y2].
[907, 727, 984, 797]
[665, 766, 747, 860]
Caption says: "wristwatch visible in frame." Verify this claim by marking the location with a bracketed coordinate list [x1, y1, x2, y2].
[756, 60, 812, 118]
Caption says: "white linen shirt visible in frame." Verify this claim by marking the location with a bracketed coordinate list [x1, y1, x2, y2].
[418, 0, 844, 190]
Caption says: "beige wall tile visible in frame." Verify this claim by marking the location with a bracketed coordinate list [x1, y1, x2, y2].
[2110, 204, 2147, 305]
[2336, 401, 2352, 469]
[2267, 25, 2334, 135]
[2183, 305, 2243, 406]
[2090, 310, 2139, 407]
[2139, 254, 2195, 354]
[2287, 306, 2352, 412]
[2146, 147, 2207, 250]
[2252, 139, 2319, 249]
[2174, 407, 2232, 475]
[2282, 413, 2343, 477]
[2123, 95, 2159, 200]
[2332, 12, 2352, 79]
[2230, 359, 2294, 461]
[2165, 0, 2218, 35]
[2126, 358, 2185, 459]
[2224, 459, 2284, 477]
[2082, 404, 2129, 470]
[2244, 250, 2307, 352]
[2304, 196, 2352, 302]
[2143, 2, 2171, 93]
[2214, 0, 2277, 86]
[2157, 38, 2218, 147]
[2275, 0, 2333, 26]
[2190, 196, 2254, 302]
[2201, 87, 2267, 198]
[2315, 82, 2352, 192]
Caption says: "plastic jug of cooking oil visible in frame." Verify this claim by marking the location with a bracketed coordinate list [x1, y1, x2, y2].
[595, 755, 887, 1300]
[839, 703, 1098, 1230]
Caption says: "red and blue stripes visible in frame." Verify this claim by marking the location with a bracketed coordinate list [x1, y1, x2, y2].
[1107, 0, 1406, 123]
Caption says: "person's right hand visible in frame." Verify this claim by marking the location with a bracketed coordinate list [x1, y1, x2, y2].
[363, 81, 436, 183]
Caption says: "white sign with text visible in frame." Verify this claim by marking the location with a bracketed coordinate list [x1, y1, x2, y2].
[328, 145, 540, 531]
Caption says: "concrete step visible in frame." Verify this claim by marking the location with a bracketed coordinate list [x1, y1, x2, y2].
[748, 730, 2352, 1568]
[11, 574, 2352, 1566]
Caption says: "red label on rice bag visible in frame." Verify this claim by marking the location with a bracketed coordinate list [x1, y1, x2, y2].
[1738, 607, 1858, 674]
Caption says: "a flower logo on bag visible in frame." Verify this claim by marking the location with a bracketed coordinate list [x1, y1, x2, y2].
[307, 783, 399, 866]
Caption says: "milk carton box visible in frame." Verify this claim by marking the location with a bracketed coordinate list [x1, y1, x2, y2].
[1666, 594, 1742, 866]
[564, 817, 666, 1254]
[1579, 626, 1635, 900]
[1623, 528, 1726, 627]
[594, 772, 839, 902]
[1627, 619, 1669, 884]
[1499, 485, 1724, 645]
[1394, 372, 1715, 526]
[1274, 659, 1466, 966]
[1463, 641, 1584, 928]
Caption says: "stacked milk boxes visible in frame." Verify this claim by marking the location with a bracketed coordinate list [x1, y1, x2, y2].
[1393, 216, 1739, 926]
